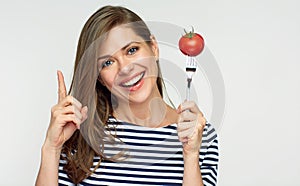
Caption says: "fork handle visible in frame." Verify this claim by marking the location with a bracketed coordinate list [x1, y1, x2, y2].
[186, 78, 192, 101]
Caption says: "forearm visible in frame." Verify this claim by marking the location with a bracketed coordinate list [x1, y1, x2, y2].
[35, 144, 61, 186]
[183, 152, 203, 186]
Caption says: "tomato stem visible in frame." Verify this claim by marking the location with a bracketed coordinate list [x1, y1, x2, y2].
[184, 29, 188, 35]
[183, 27, 195, 38]
[188, 31, 194, 38]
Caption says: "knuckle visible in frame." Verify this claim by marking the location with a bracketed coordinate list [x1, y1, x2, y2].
[179, 103, 184, 110]
[199, 115, 205, 122]
[66, 95, 73, 103]
[191, 101, 196, 108]
[76, 118, 81, 125]
[77, 100, 82, 108]
[198, 117, 206, 128]
[181, 111, 186, 116]
[203, 119, 207, 126]
[197, 112, 203, 119]
[52, 109, 60, 118]
[177, 116, 183, 123]
[69, 105, 75, 113]
[181, 113, 187, 120]
[60, 88, 66, 93]
[73, 115, 79, 124]
[79, 113, 83, 120]
[50, 105, 57, 113]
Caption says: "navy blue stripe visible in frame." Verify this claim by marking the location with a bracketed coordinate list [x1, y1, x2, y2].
[202, 175, 216, 186]
[79, 182, 106, 186]
[104, 153, 183, 161]
[95, 164, 184, 174]
[86, 176, 181, 185]
[202, 171, 217, 182]
[92, 171, 183, 180]
[58, 182, 69, 186]
[202, 157, 218, 163]
[202, 134, 217, 144]
[201, 162, 218, 167]
[206, 127, 215, 136]
[104, 146, 182, 154]
[111, 127, 176, 136]
[115, 134, 177, 142]
[201, 166, 218, 177]
[209, 144, 218, 150]
[204, 151, 219, 157]
[101, 160, 185, 167]
[121, 141, 182, 148]
[202, 175, 217, 186]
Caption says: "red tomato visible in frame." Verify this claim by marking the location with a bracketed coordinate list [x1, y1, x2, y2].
[179, 32, 204, 56]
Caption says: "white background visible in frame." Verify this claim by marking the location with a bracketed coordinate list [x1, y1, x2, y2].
[0, 0, 299, 185]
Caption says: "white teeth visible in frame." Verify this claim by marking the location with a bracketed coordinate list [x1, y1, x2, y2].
[121, 72, 144, 87]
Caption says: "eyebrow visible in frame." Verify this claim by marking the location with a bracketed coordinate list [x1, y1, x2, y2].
[97, 41, 141, 61]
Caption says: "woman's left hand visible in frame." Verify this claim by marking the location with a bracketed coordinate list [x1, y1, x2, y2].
[177, 100, 206, 156]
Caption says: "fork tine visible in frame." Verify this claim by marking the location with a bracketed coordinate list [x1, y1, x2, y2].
[185, 56, 197, 100]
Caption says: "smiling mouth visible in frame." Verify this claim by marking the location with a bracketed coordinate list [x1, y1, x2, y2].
[120, 72, 145, 87]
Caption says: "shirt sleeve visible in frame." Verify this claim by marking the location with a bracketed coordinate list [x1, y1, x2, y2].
[200, 123, 219, 186]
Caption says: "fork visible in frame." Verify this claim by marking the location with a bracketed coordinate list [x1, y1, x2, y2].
[185, 56, 197, 101]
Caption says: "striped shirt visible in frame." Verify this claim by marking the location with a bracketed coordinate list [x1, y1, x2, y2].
[58, 117, 219, 186]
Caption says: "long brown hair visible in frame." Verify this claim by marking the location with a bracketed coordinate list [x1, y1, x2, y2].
[61, 5, 164, 184]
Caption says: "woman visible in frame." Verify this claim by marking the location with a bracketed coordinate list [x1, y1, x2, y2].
[36, 5, 218, 186]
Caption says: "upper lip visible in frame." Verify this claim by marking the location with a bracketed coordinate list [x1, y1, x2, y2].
[118, 71, 145, 86]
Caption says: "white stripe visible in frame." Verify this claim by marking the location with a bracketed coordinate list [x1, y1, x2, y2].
[107, 137, 180, 145]
[104, 148, 183, 157]
[58, 179, 75, 186]
[97, 161, 184, 171]
[94, 168, 183, 177]
[59, 172, 70, 179]
[104, 144, 182, 152]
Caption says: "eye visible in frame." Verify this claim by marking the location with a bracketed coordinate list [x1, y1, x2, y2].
[127, 47, 139, 55]
[101, 59, 114, 68]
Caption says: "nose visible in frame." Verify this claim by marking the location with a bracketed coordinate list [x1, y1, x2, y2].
[118, 57, 134, 76]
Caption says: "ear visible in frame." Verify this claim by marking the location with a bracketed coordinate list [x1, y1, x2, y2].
[150, 35, 159, 61]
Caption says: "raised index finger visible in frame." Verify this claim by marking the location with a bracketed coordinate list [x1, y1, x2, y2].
[57, 70, 67, 103]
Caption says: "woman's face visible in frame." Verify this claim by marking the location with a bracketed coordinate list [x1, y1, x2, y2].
[97, 25, 160, 105]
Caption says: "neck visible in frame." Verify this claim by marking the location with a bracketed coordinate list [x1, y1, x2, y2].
[113, 91, 178, 128]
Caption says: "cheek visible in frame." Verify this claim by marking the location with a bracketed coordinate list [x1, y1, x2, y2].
[145, 58, 158, 76]
[100, 71, 117, 88]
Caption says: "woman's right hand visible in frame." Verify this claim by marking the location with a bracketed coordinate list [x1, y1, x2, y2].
[44, 70, 88, 151]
